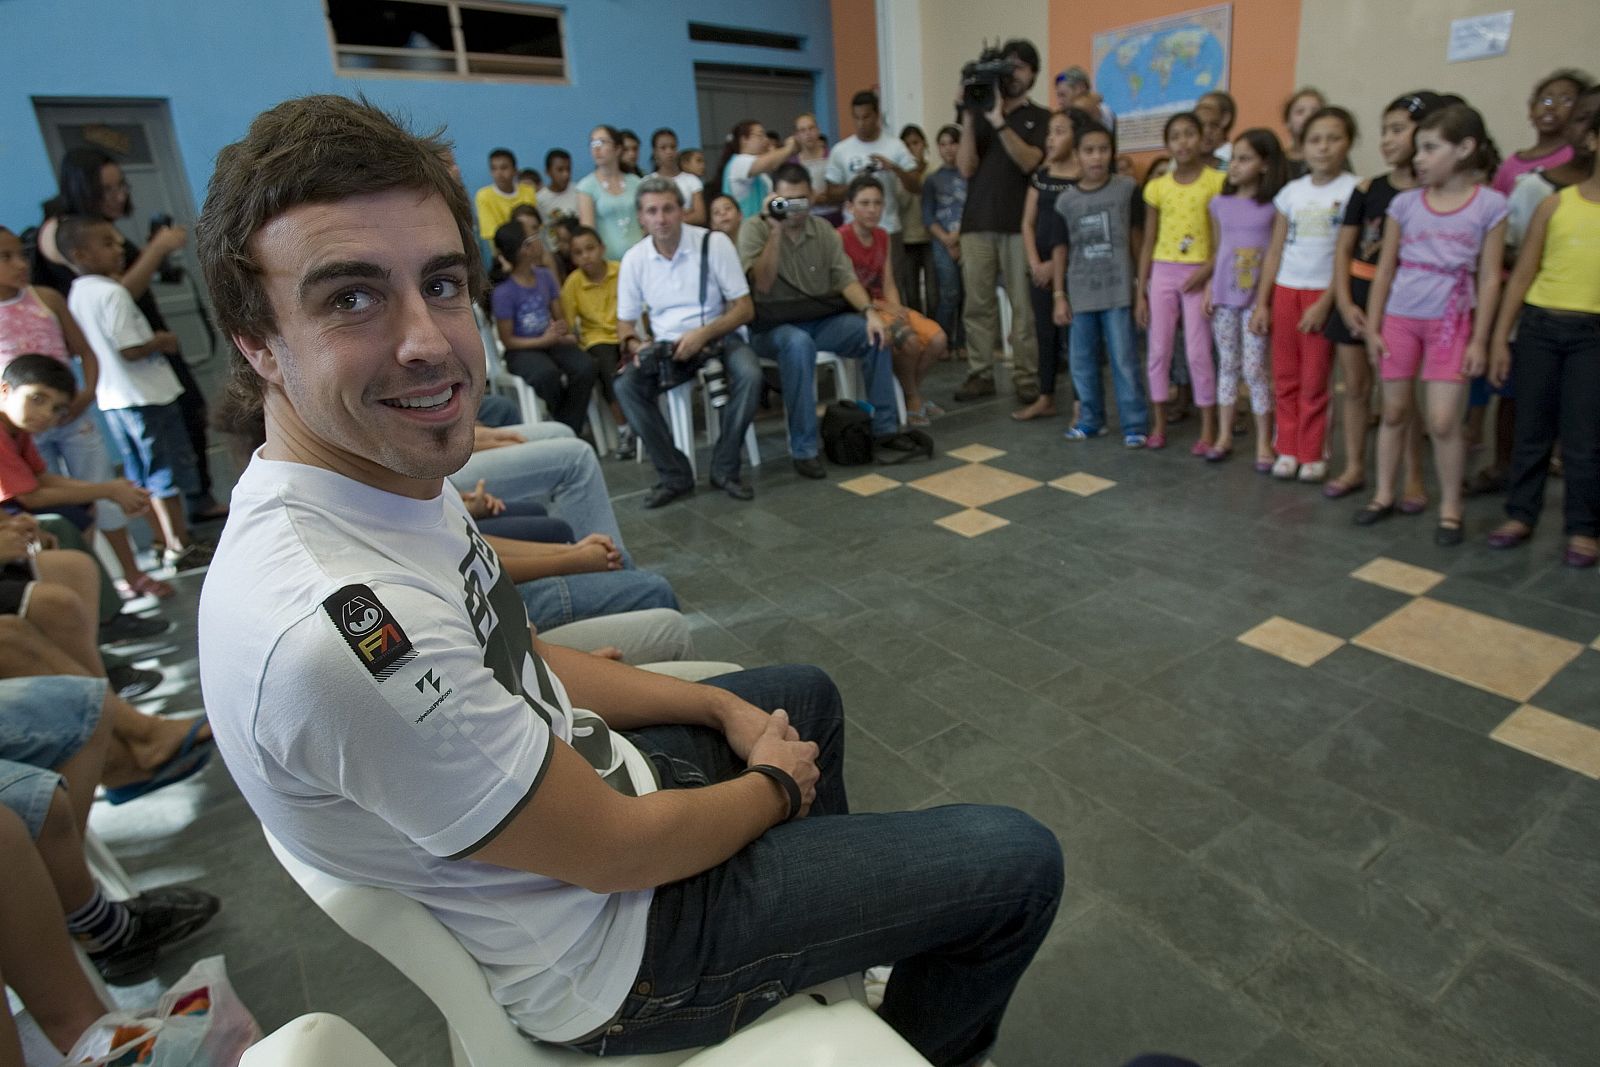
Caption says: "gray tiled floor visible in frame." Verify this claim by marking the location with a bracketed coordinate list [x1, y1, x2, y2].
[86, 358, 1600, 1067]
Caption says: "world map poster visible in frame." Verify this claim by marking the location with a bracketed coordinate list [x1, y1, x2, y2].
[1091, 4, 1232, 152]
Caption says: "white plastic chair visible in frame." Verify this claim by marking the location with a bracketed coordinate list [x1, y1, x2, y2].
[262, 824, 876, 1067]
[997, 284, 1014, 357]
[634, 373, 759, 480]
[243, 1013, 398, 1067]
[245, 1001, 930, 1067]
[478, 306, 613, 449]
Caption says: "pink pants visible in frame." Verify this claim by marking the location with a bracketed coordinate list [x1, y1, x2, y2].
[1270, 284, 1335, 463]
[1146, 260, 1216, 405]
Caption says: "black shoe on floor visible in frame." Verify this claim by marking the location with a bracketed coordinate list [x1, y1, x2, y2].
[1435, 519, 1465, 547]
[709, 474, 754, 500]
[90, 886, 221, 981]
[1352, 503, 1395, 527]
[643, 483, 693, 509]
[108, 664, 163, 699]
[99, 612, 171, 646]
[793, 457, 826, 479]
[953, 375, 996, 402]
[1015, 386, 1041, 405]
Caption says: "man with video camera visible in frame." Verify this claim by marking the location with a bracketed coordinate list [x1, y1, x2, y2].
[738, 164, 913, 479]
[952, 38, 1050, 407]
[615, 177, 763, 508]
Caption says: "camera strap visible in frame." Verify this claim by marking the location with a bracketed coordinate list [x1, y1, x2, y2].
[698, 229, 711, 328]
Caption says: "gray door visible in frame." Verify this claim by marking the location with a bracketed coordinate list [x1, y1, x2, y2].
[34, 98, 220, 366]
[694, 64, 817, 170]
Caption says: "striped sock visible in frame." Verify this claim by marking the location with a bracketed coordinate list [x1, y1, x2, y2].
[65, 887, 132, 952]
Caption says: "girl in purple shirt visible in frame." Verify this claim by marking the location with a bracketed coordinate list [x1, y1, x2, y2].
[1204, 129, 1288, 468]
[1358, 105, 1509, 546]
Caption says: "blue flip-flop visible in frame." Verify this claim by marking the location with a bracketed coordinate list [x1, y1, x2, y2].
[103, 719, 212, 806]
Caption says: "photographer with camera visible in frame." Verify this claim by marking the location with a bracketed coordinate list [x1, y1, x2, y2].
[739, 164, 916, 478]
[615, 177, 763, 508]
[952, 38, 1050, 407]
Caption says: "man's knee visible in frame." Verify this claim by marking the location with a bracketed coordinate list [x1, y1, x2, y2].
[25, 583, 91, 633]
[631, 570, 680, 611]
[957, 806, 1064, 898]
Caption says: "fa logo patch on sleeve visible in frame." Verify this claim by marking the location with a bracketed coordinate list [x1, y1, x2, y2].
[322, 584, 418, 682]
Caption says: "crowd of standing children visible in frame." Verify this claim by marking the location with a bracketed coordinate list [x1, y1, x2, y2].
[1024, 71, 1598, 566]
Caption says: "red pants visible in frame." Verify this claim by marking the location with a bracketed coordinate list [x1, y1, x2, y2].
[1270, 285, 1335, 463]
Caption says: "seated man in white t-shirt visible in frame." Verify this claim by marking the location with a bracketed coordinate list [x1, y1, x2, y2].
[194, 94, 1061, 1066]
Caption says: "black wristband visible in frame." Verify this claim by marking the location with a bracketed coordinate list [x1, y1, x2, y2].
[741, 764, 802, 822]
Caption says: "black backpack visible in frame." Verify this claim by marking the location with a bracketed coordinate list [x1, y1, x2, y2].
[820, 400, 875, 465]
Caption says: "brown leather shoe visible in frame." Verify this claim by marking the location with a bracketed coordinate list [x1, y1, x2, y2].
[953, 375, 996, 402]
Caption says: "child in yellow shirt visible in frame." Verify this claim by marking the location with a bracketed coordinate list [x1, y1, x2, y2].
[559, 227, 631, 455]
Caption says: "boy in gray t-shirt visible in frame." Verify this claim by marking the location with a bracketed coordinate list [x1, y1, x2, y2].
[1045, 125, 1151, 444]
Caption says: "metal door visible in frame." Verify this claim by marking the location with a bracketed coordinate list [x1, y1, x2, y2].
[693, 64, 818, 165]
[33, 98, 220, 365]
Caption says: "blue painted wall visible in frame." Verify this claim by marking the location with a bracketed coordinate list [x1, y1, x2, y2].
[0, 0, 836, 229]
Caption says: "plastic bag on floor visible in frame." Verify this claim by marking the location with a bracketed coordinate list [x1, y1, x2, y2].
[61, 956, 260, 1066]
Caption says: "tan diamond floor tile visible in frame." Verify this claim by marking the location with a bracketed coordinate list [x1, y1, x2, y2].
[947, 444, 1007, 463]
[934, 508, 1011, 538]
[1353, 597, 1584, 702]
[1351, 556, 1446, 596]
[1237, 616, 1346, 667]
[839, 473, 901, 497]
[1049, 472, 1117, 497]
[908, 464, 1042, 508]
[1491, 705, 1600, 779]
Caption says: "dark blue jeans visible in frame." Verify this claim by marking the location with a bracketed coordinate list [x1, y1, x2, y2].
[750, 314, 899, 459]
[931, 241, 965, 349]
[571, 665, 1064, 1066]
[615, 342, 763, 490]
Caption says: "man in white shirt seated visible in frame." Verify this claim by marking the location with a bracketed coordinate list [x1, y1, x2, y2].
[193, 94, 1062, 1067]
[613, 177, 764, 508]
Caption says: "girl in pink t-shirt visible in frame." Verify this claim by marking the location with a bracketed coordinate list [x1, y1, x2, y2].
[1491, 69, 1593, 196]
[1360, 105, 1509, 546]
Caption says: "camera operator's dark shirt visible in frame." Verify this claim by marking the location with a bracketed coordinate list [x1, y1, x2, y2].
[961, 102, 1050, 235]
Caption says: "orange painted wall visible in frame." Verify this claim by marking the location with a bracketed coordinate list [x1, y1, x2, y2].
[1047, 0, 1302, 171]
[829, 0, 878, 137]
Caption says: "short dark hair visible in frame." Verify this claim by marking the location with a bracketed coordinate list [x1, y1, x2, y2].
[551, 217, 582, 237]
[1, 353, 76, 396]
[1305, 105, 1359, 144]
[517, 168, 540, 183]
[899, 124, 926, 143]
[1075, 120, 1113, 151]
[494, 220, 535, 263]
[851, 90, 880, 113]
[489, 147, 516, 167]
[544, 148, 570, 170]
[772, 162, 812, 188]
[569, 225, 602, 246]
[195, 95, 480, 417]
[54, 215, 112, 261]
[650, 127, 676, 148]
[511, 203, 542, 223]
[1163, 111, 1202, 142]
[1001, 39, 1040, 73]
[844, 173, 883, 202]
[1533, 68, 1595, 101]
[618, 128, 639, 145]
[937, 124, 961, 143]
[1200, 90, 1237, 124]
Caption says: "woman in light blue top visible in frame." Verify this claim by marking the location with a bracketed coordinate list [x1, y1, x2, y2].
[577, 125, 642, 259]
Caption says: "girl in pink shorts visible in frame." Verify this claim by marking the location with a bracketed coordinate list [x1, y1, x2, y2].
[1358, 104, 1509, 545]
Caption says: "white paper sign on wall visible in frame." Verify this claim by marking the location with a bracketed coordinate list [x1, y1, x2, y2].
[1447, 11, 1513, 63]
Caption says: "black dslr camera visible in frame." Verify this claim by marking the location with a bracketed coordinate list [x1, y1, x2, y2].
[635, 340, 732, 409]
[961, 43, 1017, 114]
[148, 212, 184, 284]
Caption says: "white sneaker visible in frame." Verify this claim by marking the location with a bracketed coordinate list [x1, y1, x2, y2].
[863, 965, 892, 1010]
[1297, 460, 1328, 483]
[1271, 454, 1299, 479]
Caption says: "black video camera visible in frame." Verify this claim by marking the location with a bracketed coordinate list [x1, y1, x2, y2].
[961, 44, 1018, 114]
[635, 340, 732, 408]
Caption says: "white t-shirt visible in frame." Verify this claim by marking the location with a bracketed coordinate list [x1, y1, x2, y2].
[825, 134, 917, 233]
[66, 274, 182, 410]
[537, 185, 581, 227]
[1507, 171, 1558, 252]
[198, 455, 652, 1043]
[1272, 172, 1360, 290]
[617, 224, 750, 343]
[722, 154, 771, 220]
[650, 171, 704, 209]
